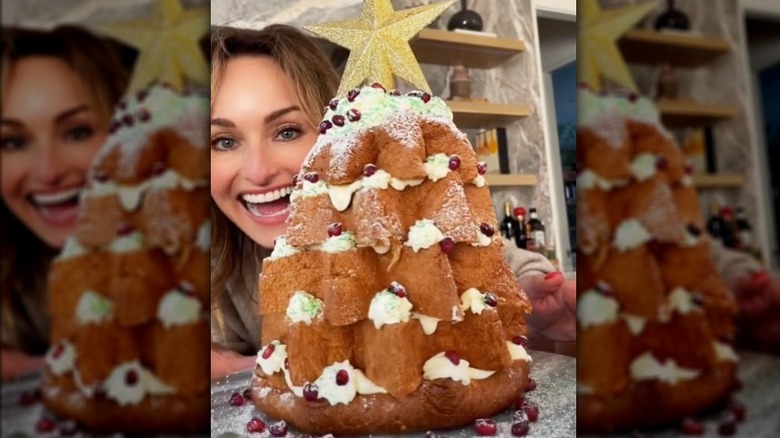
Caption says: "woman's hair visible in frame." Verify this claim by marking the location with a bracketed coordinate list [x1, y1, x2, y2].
[0, 26, 131, 353]
[210, 24, 339, 304]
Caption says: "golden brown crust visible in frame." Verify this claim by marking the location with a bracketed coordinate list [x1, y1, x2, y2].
[251, 360, 530, 435]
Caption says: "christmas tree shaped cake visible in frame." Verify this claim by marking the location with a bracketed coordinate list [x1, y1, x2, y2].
[250, 83, 534, 434]
[576, 89, 739, 433]
[41, 84, 210, 433]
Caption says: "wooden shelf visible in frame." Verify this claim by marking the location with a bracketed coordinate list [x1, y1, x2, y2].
[411, 28, 525, 69]
[618, 29, 731, 67]
[447, 100, 531, 129]
[485, 174, 537, 187]
[655, 99, 737, 126]
[692, 174, 744, 188]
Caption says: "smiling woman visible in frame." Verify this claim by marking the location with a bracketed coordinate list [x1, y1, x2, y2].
[0, 26, 130, 378]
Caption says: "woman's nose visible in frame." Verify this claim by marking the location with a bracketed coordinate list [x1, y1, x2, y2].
[30, 141, 68, 185]
[242, 142, 280, 186]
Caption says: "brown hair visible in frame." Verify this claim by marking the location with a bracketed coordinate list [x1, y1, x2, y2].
[210, 24, 339, 304]
[1, 25, 131, 353]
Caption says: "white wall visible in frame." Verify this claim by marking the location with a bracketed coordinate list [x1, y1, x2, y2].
[534, 0, 577, 21]
[742, 0, 780, 19]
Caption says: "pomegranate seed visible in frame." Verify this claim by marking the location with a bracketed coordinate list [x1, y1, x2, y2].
[521, 400, 539, 422]
[389, 281, 407, 298]
[122, 114, 134, 127]
[328, 98, 339, 110]
[229, 392, 245, 406]
[687, 223, 702, 236]
[109, 121, 121, 133]
[477, 162, 488, 175]
[684, 163, 694, 175]
[474, 418, 497, 436]
[94, 169, 109, 182]
[151, 161, 167, 176]
[512, 336, 529, 347]
[318, 120, 332, 134]
[448, 155, 461, 170]
[269, 421, 288, 437]
[243, 388, 252, 400]
[729, 400, 746, 422]
[246, 417, 266, 433]
[118, 100, 127, 110]
[483, 292, 497, 307]
[261, 344, 275, 360]
[681, 418, 704, 435]
[51, 344, 64, 359]
[363, 163, 377, 177]
[137, 108, 150, 122]
[444, 350, 460, 365]
[511, 420, 530, 436]
[178, 281, 196, 297]
[137, 90, 148, 101]
[371, 82, 386, 92]
[595, 281, 614, 297]
[347, 108, 361, 122]
[328, 223, 343, 237]
[336, 369, 349, 386]
[303, 383, 319, 401]
[439, 237, 455, 254]
[691, 293, 705, 307]
[656, 156, 668, 170]
[332, 114, 345, 127]
[125, 369, 139, 385]
[347, 89, 360, 102]
[390, 90, 401, 96]
[36, 417, 56, 433]
[93, 385, 108, 401]
[303, 172, 319, 183]
[116, 223, 134, 236]
[718, 420, 736, 436]
[480, 223, 495, 237]
[284, 357, 289, 369]
[513, 408, 529, 423]
[19, 391, 38, 406]
[59, 420, 78, 436]
[525, 378, 537, 392]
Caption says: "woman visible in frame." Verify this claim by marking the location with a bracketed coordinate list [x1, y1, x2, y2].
[1, 26, 130, 379]
[209, 24, 576, 378]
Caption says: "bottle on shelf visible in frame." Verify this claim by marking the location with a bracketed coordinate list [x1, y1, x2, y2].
[719, 206, 739, 249]
[513, 206, 528, 250]
[527, 208, 546, 254]
[500, 201, 519, 241]
[734, 207, 754, 251]
[706, 203, 724, 242]
[654, 0, 690, 31]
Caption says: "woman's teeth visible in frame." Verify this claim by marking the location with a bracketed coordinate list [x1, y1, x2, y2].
[242, 186, 293, 204]
[30, 188, 81, 206]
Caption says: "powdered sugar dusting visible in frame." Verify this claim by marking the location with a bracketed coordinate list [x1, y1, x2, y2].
[433, 183, 478, 242]
[383, 111, 423, 149]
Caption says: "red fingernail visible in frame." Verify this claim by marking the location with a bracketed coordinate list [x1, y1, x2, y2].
[544, 271, 562, 281]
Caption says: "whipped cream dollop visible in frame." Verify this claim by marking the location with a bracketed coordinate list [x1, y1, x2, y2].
[412, 313, 441, 335]
[362, 169, 392, 189]
[631, 153, 657, 181]
[681, 174, 693, 187]
[58, 236, 87, 260]
[405, 219, 444, 252]
[713, 341, 739, 362]
[149, 168, 205, 192]
[389, 177, 424, 191]
[85, 179, 118, 198]
[368, 290, 413, 329]
[75, 291, 114, 324]
[424, 153, 452, 182]
[256, 341, 287, 376]
[286, 291, 323, 325]
[578, 290, 619, 328]
[157, 289, 201, 328]
[315, 231, 356, 253]
[459, 288, 489, 315]
[473, 227, 493, 247]
[292, 178, 328, 200]
[104, 361, 175, 406]
[269, 236, 303, 260]
[196, 221, 210, 252]
[506, 341, 533, 362]
[613, 219, 652, 251]
[630, 352, 699, 384]
[422, 352, 495, 385]
[314, 361, 387, 406]
[473, 175, 486, 187]
[622, 314, 646, 335]
[45, 341, 76, 376]
[109, 230, 145, 253]
[667, 287, 698, 315]
[328, 180, 362, 212]
[117, 185, 147, 212]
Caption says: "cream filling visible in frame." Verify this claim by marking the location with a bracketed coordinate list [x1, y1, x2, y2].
[473, 175, 486, 187]
[328, 180, 362, 212]
[75, 291, 114, 324]
[256, 341, 287, 376]
[367, 290, 413, 329]
[506, 341, 533, 362]
[405, 219, 444, 252]
[286, 291, 323, 325]
[713, 341, 739, 362]
[104, 361, 175, 406]
[629, 352, 700, 384]
[613, 219, 652, 251]
[424, 153, 452, 182]
[630, 153, 657, 181]
[313, 361, 387, 406]
[622, 314, 646, 335]
[45, 341, 76, 376]
[109, 231, 145, 253]
[667, 287, 698, 315]
[196, 221, 210, 252]
[422, 352, 495, 385]
[157, 289, 201, 328]
[472, 229, 493, 247]
[58, 236, 87, 260]
[459, 288, 488, 315]
[412, 313, 441, 335]
[390, 177, 425, 190]
[269, 236, 303, 260]
[311, 232, 356, 253]
[578, 290, 619, 328]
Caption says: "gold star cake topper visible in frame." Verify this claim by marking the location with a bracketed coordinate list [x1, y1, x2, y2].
[305, 0, 456, 96]
[580, 0, 659, 92]
[101, 0, 208, 92]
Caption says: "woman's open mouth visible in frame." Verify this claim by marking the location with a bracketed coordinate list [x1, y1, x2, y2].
[28, 187, 82, 226]
[240, 186, 294, 219]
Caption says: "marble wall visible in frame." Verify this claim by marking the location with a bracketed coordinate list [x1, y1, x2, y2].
[212, 0, 555, 255]
[601, 0, 765, 255]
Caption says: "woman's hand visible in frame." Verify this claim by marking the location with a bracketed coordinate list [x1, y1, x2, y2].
[211, 344, 257, 379]
[730, 271, 780, 354]
[519, 272, 577, 343]
[1, 348, 44, 381]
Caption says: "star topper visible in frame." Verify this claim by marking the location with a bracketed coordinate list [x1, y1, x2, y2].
[580, 0, 659, 92]
[101, 0, 208, 93]
[305, 0, 456, 96]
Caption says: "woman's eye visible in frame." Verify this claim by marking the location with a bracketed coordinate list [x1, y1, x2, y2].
[276, 127, 301, 142]
[64, 126, 94, 142]
[212, 137, 237, 151]
[0, 136, 26, 152]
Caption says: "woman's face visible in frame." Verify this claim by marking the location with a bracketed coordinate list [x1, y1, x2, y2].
[1, 57, 109, 249]
[211, 55, 318, 249]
